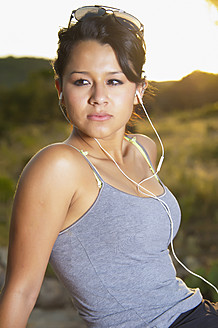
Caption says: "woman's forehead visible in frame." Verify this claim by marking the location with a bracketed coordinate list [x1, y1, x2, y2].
[65, 40, 122, 73]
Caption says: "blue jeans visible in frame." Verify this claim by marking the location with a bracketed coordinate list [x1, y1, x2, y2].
[169, 300, 218, 328]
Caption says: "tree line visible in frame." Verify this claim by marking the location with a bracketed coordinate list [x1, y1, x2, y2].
[1, 57, 218, 135]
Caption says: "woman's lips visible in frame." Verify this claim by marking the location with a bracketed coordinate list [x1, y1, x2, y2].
[87, 113, 112, 121]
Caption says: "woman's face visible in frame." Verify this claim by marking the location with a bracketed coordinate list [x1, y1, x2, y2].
[60, 40, 139, 139]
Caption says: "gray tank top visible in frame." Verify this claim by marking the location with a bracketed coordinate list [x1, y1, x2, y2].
[50, 137, 202, 328]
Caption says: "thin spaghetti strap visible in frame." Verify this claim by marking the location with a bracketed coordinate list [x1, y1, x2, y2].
[64, 143, 103, 189]
[124, 135, 160, 182]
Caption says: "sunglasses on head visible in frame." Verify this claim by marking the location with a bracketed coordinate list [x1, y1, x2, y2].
[68, 5, 144, 36]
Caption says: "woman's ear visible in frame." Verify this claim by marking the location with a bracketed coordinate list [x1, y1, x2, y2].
[55, 79, 62, 99]
[134, 80, 148, 105]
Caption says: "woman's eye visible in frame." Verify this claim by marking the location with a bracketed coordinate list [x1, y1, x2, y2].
[73, 79, 90, 86]
[107, 79, 123, 86]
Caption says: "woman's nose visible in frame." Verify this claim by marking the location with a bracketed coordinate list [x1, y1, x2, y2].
[89, 84, 108, 106]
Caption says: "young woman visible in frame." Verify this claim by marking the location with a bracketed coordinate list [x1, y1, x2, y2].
[0, 5, 217, 328]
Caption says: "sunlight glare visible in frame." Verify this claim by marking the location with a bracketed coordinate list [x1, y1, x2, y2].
[143, 0, 218, 81]
[0, 0, 217, 81]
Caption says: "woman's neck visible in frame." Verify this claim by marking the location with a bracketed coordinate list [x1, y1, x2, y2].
[65, 127, 129, 164]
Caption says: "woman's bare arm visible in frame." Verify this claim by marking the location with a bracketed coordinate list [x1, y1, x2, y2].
[0, 144, 79, 328]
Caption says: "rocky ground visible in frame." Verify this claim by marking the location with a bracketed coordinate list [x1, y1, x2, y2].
[0, 247, 86, 328]
[27, 308, 86, 328]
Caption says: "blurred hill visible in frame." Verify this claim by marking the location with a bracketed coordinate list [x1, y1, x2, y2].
[0, 57, 60, 133]
[1, 56, 218, 133]
[0, 57, 51, 88]
[148, 71, 218, 112]
[0, 56, 217, 301]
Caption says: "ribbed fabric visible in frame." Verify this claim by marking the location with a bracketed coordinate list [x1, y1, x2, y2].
[50, 139, 202, 328]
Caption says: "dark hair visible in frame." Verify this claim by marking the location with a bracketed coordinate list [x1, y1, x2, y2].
[53, 14, 146, 86]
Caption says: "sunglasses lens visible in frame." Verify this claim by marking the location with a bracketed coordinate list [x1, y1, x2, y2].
[114, 12, 142, 32]
[75, 6, 106, 21]
[70, 6, 143, 35]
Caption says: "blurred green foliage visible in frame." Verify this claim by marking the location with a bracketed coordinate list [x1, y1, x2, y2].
[136, 102, 218, 301]
[0, 57, 217, 301]
[0, 176, 14, 202]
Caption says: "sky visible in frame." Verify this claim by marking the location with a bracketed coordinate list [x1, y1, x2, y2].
[1, 0, 218, 81]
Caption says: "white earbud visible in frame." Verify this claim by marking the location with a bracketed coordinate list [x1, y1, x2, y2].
[135, 90, 140, 97]
[58, 92, 72, 124]
[135, 90, 142, 102]
[94, 105, 218, 295]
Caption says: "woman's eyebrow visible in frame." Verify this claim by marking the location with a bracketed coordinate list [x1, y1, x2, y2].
[108, 71, 123, 75]
[70, 71, 124, 75]
[70, 71, 89, 75]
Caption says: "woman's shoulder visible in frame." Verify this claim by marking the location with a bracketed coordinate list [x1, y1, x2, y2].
[19, 143, 86, 188]
[26, 142, 84, 167]
[127, 133, 157, 168]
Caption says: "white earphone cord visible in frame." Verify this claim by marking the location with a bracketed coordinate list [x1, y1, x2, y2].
[59, 93, 72, 125]
[136, 91, 164, 174]
[94, 93, 218, 295]
[60, 89, 217, 293]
